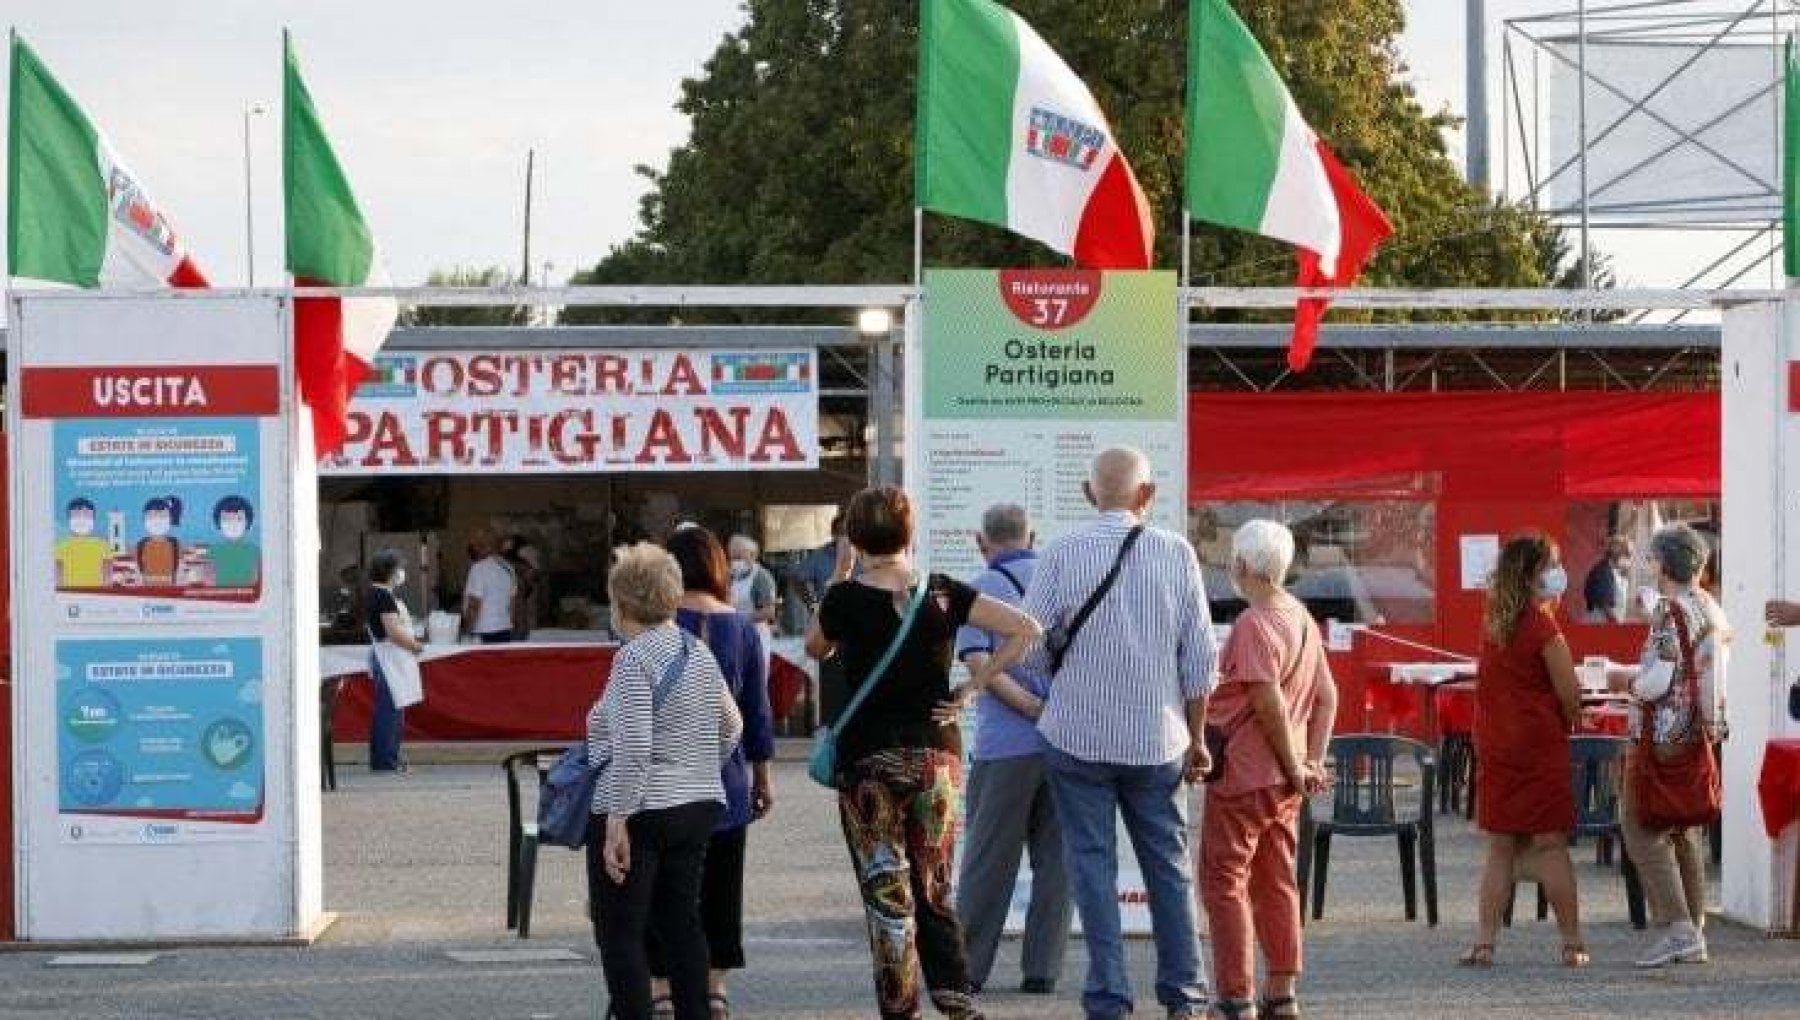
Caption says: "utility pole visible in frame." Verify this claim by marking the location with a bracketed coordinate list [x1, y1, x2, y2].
[521, 148, 535, 288]
[1467, 0, 1491, 191]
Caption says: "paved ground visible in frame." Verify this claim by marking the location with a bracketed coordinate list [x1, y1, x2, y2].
[2, 750, 1796, 1018]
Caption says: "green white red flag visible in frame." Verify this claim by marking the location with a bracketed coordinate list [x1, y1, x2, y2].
[6, 32, 208, 288]
[284, 31, 396, 459]
[1186, 0, 1392, 371]
[916, 0, 1154, 269]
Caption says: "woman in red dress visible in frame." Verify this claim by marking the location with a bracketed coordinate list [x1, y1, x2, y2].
[1462, 533, 1588, 969]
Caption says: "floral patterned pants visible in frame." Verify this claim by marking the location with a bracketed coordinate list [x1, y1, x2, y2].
[838, 748, 982, 1020]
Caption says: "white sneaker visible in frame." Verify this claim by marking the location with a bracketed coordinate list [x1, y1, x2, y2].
[1636, 929, 1707, 969]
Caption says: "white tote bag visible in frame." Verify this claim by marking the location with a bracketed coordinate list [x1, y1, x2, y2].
[371, 600, 424, 708]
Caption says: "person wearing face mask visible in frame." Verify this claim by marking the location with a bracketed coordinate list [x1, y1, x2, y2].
[1461, 534, 1588, 970]
[209, 495, 261, 588]
[1581, 536, 1633, 624]
[136, 495, 183, 586]
[55, 497, 112, 589]
[726, 536, 779, 658]
[365, 549, 424, 774]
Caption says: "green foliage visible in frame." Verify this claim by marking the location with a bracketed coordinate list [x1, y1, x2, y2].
[568, 0, 1574, 323]
[402, 266, 531, 327]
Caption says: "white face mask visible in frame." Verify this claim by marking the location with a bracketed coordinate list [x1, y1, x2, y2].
[220, 516, 247, 541]
[1537, 565, 1569, 601]
[392, 568, 407, 588]
[144, 512, 171, 538]
[69, 513, 95, 536]
[730, 560, 753, 579]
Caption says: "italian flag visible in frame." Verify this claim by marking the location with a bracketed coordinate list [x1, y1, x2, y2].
[1187, 0, 1391, 371]
[6, 32, 208, 288]
[917, 0, 1154, 269]
[284, 31, 396, 459]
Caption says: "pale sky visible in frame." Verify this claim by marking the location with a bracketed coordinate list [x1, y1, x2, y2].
[0, 1, 1784, 303]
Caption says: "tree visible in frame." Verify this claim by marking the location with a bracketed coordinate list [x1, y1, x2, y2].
[567, 0, 1563, 323]
[402, 266, 531, 327]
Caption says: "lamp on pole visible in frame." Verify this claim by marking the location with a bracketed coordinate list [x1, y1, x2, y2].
[243, 104, 266, 286]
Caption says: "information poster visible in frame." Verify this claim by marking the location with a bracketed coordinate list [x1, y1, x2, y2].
[918, 269, 1184, 578]
[56, 637, 266, 844]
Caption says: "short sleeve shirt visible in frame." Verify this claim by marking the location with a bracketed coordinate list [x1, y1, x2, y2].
[818, 573, 978, 766]
[464, 557, 516, 634]
[365, 586, 401, 644]
[1207, 598, 1331, 796]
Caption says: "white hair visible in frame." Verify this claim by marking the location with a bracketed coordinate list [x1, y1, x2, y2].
[1232, 519, 1296, 585]
[728, 534, 759, 559]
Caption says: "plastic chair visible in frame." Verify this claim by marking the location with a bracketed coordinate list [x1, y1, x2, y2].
[320, 677, 346, 792]
[1301, 734, 1438, 926]
[1506, 736, 1647, 930]
[503, 747, 570, 938]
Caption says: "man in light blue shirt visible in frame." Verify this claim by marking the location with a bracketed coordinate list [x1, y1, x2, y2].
[955, 503, 1071, 997]
[1023, 447, 1217, 1020]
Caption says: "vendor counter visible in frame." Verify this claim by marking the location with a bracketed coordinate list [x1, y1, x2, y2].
[321, 630, 812, 741]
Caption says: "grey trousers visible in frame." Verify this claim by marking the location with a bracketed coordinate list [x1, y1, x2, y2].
[958, 753, 1073, 988]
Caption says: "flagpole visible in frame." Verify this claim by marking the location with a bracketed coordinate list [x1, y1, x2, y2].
[912, 207, 924, 289]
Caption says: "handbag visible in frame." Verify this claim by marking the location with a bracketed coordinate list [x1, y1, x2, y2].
[537, 633, 694, 849]
[1203, 615, 1314, 786]
[1628, 601, 1721, 830]
[808, 580, 930, 789]
[1043, 526, 1145, 676]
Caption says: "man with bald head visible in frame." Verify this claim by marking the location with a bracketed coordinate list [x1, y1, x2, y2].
[1022, 446, 1217, 1020]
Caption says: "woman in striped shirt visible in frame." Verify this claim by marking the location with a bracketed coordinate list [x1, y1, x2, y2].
[587, 543, 743, 1020]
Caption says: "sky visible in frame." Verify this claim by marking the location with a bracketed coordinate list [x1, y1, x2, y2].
[0, 0, 1785, 304]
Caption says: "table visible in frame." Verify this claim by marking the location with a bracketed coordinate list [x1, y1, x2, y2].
[324, 640, 812, 741]
[1374, 663, 1633, 742]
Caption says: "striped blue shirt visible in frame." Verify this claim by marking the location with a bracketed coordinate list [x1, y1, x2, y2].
[1023, 510, 1218, 766]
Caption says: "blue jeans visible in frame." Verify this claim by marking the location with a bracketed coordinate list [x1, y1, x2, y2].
[1045, 747, 1206, 1018]
[368, 656, 404, 771]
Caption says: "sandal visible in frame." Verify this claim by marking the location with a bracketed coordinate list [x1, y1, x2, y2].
[1458, 944, 1495, 968]
[1213, 1001, 1258, 1019]
[1561, 943, 1591, 969]
[651, 996, 676, 1019]
[708, 993, 731, 1020]
[1258, 995, 1300, 1018]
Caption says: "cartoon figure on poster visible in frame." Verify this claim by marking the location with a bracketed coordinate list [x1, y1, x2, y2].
[50, 417, 265, 611]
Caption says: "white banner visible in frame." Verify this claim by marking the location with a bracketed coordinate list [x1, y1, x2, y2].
[321, 349, 819, 475]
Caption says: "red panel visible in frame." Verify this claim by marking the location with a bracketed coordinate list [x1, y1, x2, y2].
[20, 365, 280, 418]
[1790, 364, 1800, 413]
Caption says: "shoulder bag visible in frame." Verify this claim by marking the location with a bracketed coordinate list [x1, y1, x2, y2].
[808, 580, 930, 789]
[538, 633, 694, 849]
[1203, 614, 1314, 786]
[1042, 526, 1145, 676]
[1627, 601, 1721, 830]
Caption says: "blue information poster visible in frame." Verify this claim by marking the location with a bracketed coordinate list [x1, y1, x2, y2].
[51, 416, 265, 623]
[56, 637, 265, 840]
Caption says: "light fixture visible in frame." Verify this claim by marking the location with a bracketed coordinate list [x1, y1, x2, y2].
[857, 307, 894, 336]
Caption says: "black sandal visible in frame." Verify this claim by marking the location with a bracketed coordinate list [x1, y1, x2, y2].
[1259, 995, 1300, 1018]
[708, 993, 731, 1019]
[1214, 1001, 1258, 1019]
[650, 996, 675, 1019]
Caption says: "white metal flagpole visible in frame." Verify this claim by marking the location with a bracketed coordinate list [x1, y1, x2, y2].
[913, 207, 924, 289]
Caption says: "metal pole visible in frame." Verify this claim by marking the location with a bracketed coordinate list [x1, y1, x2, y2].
[872, 328, 896, 486]
[1467, 0, 1491, 190]
[1578, 0, 1592, 293]
[912, 208, 924, 288]
[522, 149, 535, 288]
[242, 105, 263, 287]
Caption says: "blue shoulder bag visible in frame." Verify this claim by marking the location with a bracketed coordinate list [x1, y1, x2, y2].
[538, 633, 693, 849]
[808, 580, 930, 789]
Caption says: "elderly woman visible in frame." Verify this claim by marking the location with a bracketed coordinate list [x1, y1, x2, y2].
[1463, 534, 1588, 969]
[647, 526, 776, 1019]
[587, 543, 743, 1020]
[1614, 524, 1729, 970]
[1200, 520, 1337, 1020]
[804, 485, 1041, 1020]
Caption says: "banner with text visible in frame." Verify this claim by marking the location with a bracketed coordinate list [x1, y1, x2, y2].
[918, 269, 1184, 580]
[322, 349, 819, 474]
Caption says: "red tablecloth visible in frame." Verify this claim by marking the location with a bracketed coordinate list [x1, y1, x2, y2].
[1758, 738, 1800, 839]
[332, 645, 810, 741]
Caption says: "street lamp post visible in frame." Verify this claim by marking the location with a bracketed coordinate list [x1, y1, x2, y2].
[243, 104, 265, 286]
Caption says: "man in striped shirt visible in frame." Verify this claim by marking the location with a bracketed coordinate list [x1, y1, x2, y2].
[1023, 447, 1217, 1020]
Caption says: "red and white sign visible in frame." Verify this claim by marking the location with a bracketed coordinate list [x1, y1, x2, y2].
[320, 349, 819, 474]
[20, 365, 281, 419]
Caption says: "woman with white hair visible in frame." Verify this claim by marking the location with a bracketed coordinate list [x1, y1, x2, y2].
[1613, 523, 1729, 970]
[726, 535, 779, 658]
[1200, 520, 1337, 1020]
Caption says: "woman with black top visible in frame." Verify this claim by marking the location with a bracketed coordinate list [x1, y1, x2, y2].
[804, 486, 1042, 1020]
[365, 549, 422, 772]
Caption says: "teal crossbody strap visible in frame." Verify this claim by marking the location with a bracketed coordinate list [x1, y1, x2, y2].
[835, 579, 930, 730]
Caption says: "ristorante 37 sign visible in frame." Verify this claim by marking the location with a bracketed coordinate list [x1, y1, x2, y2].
[321, 348, 819, 474]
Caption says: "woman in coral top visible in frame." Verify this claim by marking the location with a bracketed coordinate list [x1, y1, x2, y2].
[1462, 533, 1588, 969]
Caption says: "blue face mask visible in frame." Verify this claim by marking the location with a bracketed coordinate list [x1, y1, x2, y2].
[1537, 566, 1569, 601]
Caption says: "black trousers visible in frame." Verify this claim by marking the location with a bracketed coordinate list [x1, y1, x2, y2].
[650, 824, 748, 975]
[587, 802, 722, 1020]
